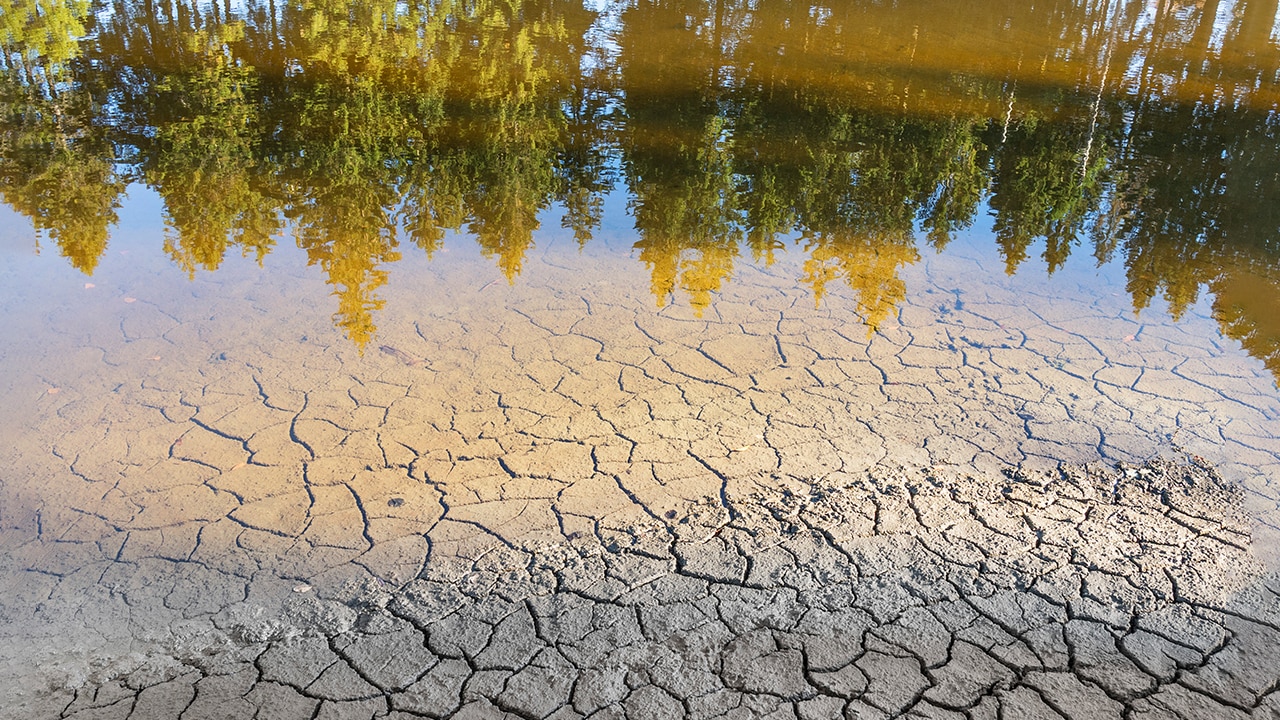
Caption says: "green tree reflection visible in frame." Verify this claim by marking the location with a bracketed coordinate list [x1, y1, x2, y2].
[0, 0, 122, 273]
[984, 111, 1108, 276]
[617, 0, 744, 314]
[1, 0, 1279, 379]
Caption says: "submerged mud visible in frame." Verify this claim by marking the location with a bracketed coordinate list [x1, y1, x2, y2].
[2, 245, 1280, 719]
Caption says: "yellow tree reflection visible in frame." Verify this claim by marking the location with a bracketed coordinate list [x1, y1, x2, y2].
[801, 231, 919, 331]
[0, 0, 121, 273]
[619, 0, 744, 314]
[143, 20, 279, 275]
[296, 223, 400, 350]
[271, 0, 434, 345]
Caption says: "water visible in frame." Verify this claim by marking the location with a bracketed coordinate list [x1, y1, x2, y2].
[3, 0, 1280, 717]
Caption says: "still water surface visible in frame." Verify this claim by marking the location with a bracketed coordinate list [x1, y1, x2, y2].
[3, 0, 1279, 362]
[3, 0, 1280, 717]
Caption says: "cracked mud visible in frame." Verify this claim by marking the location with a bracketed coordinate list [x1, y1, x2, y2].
[2, 247, 1279, 719]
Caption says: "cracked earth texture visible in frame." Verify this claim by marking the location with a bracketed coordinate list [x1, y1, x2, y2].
[2, 241, 1279, 719]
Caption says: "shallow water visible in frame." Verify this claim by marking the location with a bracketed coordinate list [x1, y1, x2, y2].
[3, 0, 1280, 718]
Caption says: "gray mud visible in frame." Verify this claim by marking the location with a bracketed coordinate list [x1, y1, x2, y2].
[6, 461, 1280, 719]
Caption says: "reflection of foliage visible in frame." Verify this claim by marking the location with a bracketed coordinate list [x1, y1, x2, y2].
[0, 0, 121, 273]
[618, 0, 743, 314]
[0, 0, 88, 71]
[267, 40, 405, 348]
[2, 0, 1280, 376]
[802, 231, 920, 330]
[141, 20, 278, 275]
[625, 105, 743, 314]
[985, 112, 1107, 276]
[0, 139, 122, 272]
[297, 225, 399, 351]
[617, 0, 996, 319]
[559, 75, 615, 247]
[1212, 271, 1280, 381]
[78, 0, 595, 345]
[1110, 101, 1280, 322]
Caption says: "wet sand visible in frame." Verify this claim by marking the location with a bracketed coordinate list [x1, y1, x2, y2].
[2, 236, 1279, 719]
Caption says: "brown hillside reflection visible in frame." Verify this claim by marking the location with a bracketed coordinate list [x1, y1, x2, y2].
[1, 0, 1279, 370]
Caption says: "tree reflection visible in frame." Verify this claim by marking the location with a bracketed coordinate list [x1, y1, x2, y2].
[617, 0, 744, 314]
[0, 0, 1278, 377]
[0, 0, 122, 273]
[984, 112, 1107, 276]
